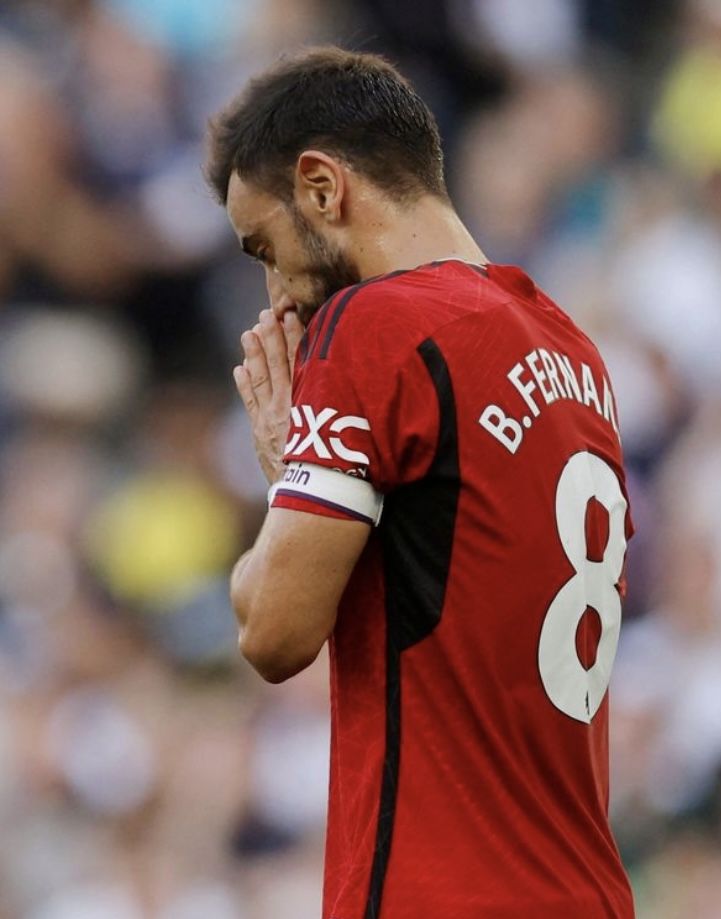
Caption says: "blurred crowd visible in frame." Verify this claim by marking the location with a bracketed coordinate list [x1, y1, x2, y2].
[0, 0, 720, 916]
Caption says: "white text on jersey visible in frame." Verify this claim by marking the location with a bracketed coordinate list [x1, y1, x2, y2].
[478, 348, 620, 455]
[285, 405, 372, 466]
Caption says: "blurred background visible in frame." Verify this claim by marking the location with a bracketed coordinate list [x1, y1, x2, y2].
[0, 0, 720, 916]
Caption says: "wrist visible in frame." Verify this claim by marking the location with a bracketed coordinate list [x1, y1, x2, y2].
[259, 455, 286, 487]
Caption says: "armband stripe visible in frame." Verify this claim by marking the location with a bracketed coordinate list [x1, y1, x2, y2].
[273, 490, 376, 526]
[269, 462, 384, 526]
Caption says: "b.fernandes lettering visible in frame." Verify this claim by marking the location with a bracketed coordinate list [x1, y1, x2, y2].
[478, 349, 620, 455]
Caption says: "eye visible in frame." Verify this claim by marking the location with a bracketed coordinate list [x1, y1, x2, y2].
[258, 249, 279, 275]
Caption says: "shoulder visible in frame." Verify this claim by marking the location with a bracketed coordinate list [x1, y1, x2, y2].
[302, 262, 488, 370]
[299, 270, 432, 371]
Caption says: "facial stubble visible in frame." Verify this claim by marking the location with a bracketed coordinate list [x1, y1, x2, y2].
[290, 206, 361, 326]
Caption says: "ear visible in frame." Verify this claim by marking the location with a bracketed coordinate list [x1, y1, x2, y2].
[295, 150, 345, 222]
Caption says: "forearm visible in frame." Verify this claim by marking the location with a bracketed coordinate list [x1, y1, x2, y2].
[229, 531, 317, 682]
[230, 549, 254, 629]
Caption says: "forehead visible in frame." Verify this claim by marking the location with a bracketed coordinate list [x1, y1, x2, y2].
[225, 172, 287, 237]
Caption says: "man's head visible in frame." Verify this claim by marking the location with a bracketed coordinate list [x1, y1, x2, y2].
[205, 46, 448, 324]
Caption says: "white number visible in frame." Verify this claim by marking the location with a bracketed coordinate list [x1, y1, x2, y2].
[538, 451, 628, 723]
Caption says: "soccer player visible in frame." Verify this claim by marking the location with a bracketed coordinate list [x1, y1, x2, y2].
[206, 47, 635, 919]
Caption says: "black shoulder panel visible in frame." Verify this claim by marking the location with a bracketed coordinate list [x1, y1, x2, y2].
[381, 337, 461, 650]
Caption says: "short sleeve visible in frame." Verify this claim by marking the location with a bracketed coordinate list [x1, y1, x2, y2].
[271, 288, 440, 523]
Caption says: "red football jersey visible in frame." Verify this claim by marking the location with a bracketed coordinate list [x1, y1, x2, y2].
[271, 261, 635, 919]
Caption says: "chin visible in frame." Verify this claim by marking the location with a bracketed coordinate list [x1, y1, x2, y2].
[297, 302, 323, 326]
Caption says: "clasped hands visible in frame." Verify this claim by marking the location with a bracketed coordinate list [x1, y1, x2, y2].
[234, 309, 305, 485]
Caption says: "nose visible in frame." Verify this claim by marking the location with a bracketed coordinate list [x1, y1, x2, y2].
[265, 266, 297, 320]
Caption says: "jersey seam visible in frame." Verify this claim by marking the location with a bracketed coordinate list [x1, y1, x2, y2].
[318, 269, 413, 360]
[322, 266, 509, 370]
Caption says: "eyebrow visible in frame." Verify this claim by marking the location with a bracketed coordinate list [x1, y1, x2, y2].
[240, 233, 263, 259]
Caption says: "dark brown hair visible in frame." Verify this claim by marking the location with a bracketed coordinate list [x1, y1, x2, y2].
[205, 46, 447, 205]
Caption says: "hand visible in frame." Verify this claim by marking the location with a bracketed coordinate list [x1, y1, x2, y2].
[233, 309, 305, 484]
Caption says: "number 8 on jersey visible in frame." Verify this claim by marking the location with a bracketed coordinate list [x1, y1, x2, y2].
[538, 451, 628, 724]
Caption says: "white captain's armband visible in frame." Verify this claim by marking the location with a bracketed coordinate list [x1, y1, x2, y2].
[268, 462, 384, 526]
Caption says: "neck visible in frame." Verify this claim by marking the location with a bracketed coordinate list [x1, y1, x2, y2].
[351, 193, 487, 279]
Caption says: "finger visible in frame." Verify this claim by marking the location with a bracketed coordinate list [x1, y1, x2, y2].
[241, 329, 272, 405]
[258, 309, 291, 393]
[233, 364, 258, 419]
[283, 310, 305, 374]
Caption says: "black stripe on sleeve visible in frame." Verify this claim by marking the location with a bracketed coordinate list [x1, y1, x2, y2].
[318, 283, 370, 360]
[319, 270, 411, 360]
[296, 330, 310, 366]
[363, 337, 460, 918]
[295, 293, 340, 367]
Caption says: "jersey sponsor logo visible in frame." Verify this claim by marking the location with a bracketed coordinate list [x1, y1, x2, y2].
[282, 463, 311, 486]
[285, 404, 371, 466]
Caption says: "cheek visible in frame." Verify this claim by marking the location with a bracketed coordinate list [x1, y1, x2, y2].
[277, 259, 315, 292]
[273, 237, 326, 297]
[282, 274, 318, 302]
[270, 268, 313, 308]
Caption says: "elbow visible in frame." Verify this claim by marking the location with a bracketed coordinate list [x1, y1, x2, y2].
[238, 626, 320, 684]
[230, 563, 330, 683]
[231, 581, 298, 682]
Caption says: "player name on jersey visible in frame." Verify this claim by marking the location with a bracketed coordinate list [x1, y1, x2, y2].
[479, 347, 620, 455]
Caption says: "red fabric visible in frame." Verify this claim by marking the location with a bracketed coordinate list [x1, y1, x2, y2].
[282, 261, 635, 919]
[272, 492, 358, 522]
